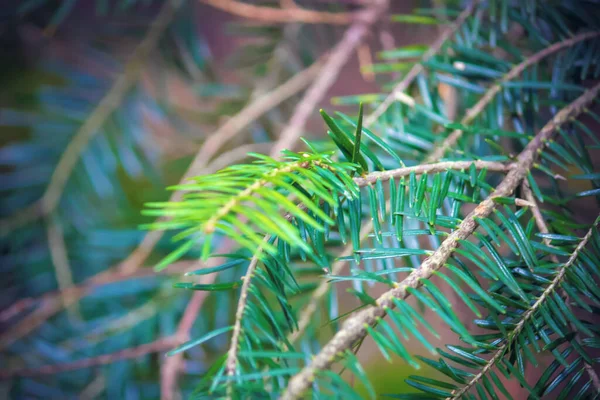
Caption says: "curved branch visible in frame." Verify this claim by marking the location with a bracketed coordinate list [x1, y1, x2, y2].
[0, 0, 184, 237]
[289, 28, 600, 346]
[449, 214, 600, 399]
[199, 0, 359, 25]
[425, 30, 600, 162]
[281, 81, 600, 400]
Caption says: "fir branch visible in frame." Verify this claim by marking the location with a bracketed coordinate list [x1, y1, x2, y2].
[521, 182, 600, 393]
[364, 0, 481, 126]
[291, 0, 480, 341]
[281, 81, 600, 400]
[224, 245, 265, 397]
[448, 213, 600, 399]
[426, 30, 600, 162]
[0, 0, 184, 237]
[199, 0, 359, 25]
[354, 160, 514, 186]
[270, 0, 389, 156]
[159, 56, 328, 398]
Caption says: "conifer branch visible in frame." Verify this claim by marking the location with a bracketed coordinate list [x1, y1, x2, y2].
[364, 0, 481, 127]
[448, 213, 600, 399]
[0, 0, 184, 237]
[119, 55, 325, 274]
[0, 261, 194, 348]
[199, 0, 359, 25]
[426, 30, 600, 162]
[281, 81, 600, 400]
[270, 0, 389, 156]
[291, 28, 600, 347]
[290, 161, 514, 343]
[521, 182, 600, 393]
[161, 273, 218, 400]
[158, 58, 329, 397]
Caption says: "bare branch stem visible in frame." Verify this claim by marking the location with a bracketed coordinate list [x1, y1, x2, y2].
[224, 247, 265, 398]
[425, 30, 600, 162]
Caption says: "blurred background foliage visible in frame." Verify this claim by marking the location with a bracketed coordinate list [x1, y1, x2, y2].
[1, 0, 600, 399]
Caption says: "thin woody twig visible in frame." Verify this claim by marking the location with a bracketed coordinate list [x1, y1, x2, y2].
[199, 0, 358, 25]
[0, 261, 193, 346]
[521, 183, 600, 393]
[354, 160, 514, 186]
[120, 55, 326, 274]
[364, 0, 481, 127]
[46, 215, 80, 319]
[269, 0, 389, 156]
[0, 0, 184, 237]
[224, 245, 265, 397]
[425, 30, 600, 162]
[161, 274, 217, 400]
[281, 81, 600, 400]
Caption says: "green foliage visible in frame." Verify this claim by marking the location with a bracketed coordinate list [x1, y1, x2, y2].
[3, 0, 600, 399]
[143, 149, 359, 268]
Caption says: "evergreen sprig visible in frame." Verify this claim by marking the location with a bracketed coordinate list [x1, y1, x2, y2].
[3, 0, 600, 399]
[143, 149, 359, 268]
